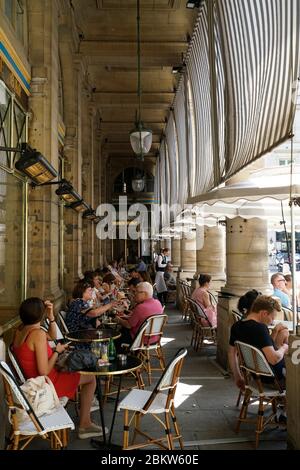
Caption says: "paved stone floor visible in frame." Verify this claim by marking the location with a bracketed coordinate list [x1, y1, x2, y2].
[27, 305, 287, 451]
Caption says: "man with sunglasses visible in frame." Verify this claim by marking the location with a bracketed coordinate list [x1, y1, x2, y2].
[271, 272, 291, 308]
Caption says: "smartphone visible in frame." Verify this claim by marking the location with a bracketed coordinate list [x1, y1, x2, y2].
[59, 339, 72, 345]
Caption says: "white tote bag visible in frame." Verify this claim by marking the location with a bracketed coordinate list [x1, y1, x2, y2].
[16, 375, 60, 423]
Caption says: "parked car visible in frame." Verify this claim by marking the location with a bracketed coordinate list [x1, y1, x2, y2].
[276, 251, 300, 271]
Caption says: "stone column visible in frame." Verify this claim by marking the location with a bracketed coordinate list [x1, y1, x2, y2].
[59, 13, 86, 294]
[162, 239, 171, 251]
[93, 126, 102, 267]
[179, 233, 196, 278]
[224, 217, 270, 295]
[196, 225, 226, 291]
[82, 101, 96, 272]
[217, 216, 270, 369]
[26, 0, 64, 307]
[171, 239, 181, 268]
[287, 334, 300, 449]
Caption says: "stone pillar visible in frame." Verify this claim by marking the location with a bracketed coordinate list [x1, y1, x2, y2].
[224, 217, 270, 296]
[82, 101, 96, 272]
[93, 127, 102, 267]
[59, 13, 85, 294]
[179, 233, 196, 278]
[27, 0, 64, 307]
[286, 334, 300, 449]
[162, 239, 171, 251]
[196, 225, 226, 291]
[217, 216, 270, 370]
[171, 239, 181, 268]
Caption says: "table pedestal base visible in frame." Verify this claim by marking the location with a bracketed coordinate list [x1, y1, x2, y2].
[90, 438, 122, 450]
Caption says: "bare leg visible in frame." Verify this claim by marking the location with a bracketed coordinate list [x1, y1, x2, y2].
[78, 375, 96, 428]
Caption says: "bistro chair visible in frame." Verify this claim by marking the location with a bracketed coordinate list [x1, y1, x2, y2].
[178, 280, 191, 321]
[7, 344, 69, 408]
[187, 298, 216, 352]
[232, 309, 243, 324]
[234, 341, 286, 448]
[130, 313, 168, 385]
[118, 348, 187, 450]
[58, 311, 69, 335]
[0, 361, 74, 450]
[41, 318, 65, 349]
[7, 344, 26, 384]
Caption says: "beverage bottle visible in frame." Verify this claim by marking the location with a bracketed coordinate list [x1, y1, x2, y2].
[108, 338, 116, 361]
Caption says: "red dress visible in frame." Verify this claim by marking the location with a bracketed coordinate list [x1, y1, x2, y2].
[13, 333, 80, 399]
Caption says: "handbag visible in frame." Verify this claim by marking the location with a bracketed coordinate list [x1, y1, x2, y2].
[16, 375, 60, 423]
[64, 349, 98, 371]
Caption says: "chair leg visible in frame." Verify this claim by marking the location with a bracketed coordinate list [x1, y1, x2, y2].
[146, 350, 152, 385]
[171, 404, 184, 449]
[236, 390, 243, 407]
[157, 346, 165, 370]
[136, 369, 145, 389]
[255, 397, 265, 448]
[165, 412, 174, 450]
[12, 435, 19, 450]
[236, 388, 251, 434]
[123, 409, 130, 450]
[132, 412, 141, 445]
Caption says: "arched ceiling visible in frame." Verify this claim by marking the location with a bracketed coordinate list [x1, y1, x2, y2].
[72, 0, 198, 162]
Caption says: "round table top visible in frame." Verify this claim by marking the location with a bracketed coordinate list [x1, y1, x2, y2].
[65, 328, 121, 343]
[79, 355, 142, 376]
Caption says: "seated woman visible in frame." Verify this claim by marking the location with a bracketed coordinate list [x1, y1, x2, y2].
[66, 280, 117, 338]
[191, 274, 217, 328]
[12, 298, 102, 439]
[237, 289, 261, 318]
[83, 270, 103, 307]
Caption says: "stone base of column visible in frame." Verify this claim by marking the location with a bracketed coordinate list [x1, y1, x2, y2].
[287, 334, 300, 449]
[221, 284, 272, 297]
[216, 296, 239, 370]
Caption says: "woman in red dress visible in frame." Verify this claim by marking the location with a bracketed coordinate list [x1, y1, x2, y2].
[12, 297, 103, 439]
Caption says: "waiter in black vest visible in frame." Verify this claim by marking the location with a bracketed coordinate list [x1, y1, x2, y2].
[155, 248, 170, 305]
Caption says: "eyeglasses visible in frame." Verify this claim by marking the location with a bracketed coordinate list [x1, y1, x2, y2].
[277, 278, 286, 282]
[135, 291, 147, 294]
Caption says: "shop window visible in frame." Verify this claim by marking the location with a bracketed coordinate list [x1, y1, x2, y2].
[4, 0, 14, 23]
[0, 81, 27, 326]
[0, 82, 12, 167]
[3, 0, 26, 45]
[0, 168, 25, 325]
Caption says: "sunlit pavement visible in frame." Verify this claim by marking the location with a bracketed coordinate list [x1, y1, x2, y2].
[28, 305, 287, 451]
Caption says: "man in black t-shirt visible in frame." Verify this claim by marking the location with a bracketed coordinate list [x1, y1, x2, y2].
[228, 296, 289, 390]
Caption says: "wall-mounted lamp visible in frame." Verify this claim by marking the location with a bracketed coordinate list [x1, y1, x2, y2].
[68, 200, 90, 213]
[186, 0, 203, 8]
[0, 142, 58, 185]
[83, 208, 97, 220]
[0, 142, 94, 215]
[55, 181, 82, 204]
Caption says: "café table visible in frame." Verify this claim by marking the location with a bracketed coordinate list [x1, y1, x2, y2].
[65, 328, 122, 444]
[80, 355, 143, 450]
[65, 327, 121, 343]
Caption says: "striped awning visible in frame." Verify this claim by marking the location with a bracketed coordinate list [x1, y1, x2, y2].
[156, 0, 300, 231]
[185, 0, 299, 198]
[216, 0, 300, 180]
